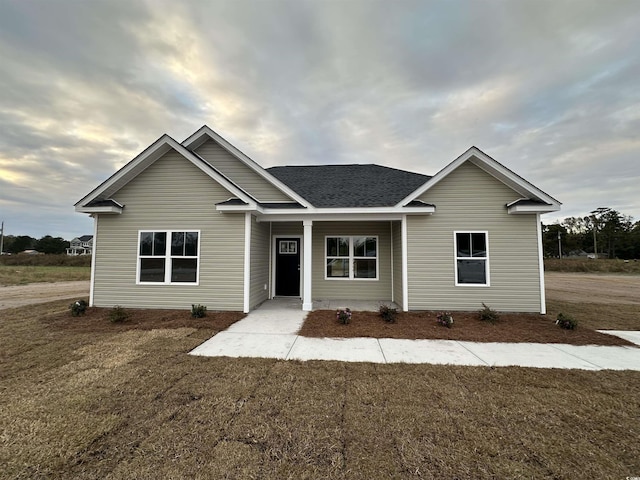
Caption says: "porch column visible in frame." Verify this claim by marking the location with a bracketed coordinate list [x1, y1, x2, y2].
[302, 220, 313, 311]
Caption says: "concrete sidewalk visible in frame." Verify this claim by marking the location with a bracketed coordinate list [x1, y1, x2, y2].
[189, 300, 640, 371]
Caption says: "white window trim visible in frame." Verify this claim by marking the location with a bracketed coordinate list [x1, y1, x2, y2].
[136, 230, 201, 285]
[324, 235, 379, 281]
[453, 230, 490, 287]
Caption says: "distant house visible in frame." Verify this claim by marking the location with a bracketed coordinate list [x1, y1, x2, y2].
[66, 235, 93, 256]
[75, 125, 561, 314]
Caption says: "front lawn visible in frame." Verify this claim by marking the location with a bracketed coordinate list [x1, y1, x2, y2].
[1, 300, 639, 478]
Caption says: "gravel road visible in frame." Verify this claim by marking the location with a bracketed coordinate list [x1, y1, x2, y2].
[0, 281, 90, 310]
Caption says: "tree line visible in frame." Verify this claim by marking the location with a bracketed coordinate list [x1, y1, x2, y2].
[1, 235, 70, 254]
[543, 207, 640, 259]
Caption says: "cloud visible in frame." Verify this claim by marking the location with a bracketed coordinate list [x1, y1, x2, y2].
[0, 0, 639, 239]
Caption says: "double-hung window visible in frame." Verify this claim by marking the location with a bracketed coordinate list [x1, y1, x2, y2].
[454, 231, 489, 286]
[138, 231, 199, 284]
[326, 236, 378, 280]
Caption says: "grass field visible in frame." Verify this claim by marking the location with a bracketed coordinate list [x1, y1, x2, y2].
[545, 257, 640, 274]
[1, 299, 639, 478]
[0, 265, 91, 286]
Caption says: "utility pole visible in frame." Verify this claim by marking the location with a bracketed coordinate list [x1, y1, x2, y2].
[557, 230, 562, 258]
[0, 221, 4, 255]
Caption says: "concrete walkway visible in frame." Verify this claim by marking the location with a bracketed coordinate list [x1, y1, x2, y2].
[190, 299, 640, 371]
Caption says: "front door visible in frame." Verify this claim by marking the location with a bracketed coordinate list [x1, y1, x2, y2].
[275, 238, 300, 296]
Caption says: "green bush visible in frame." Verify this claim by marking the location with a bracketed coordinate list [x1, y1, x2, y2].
[379, 304, 398, 323]
[109, 306, 128, 323]
[478, 303, 500, 323]
[556, 313, 578, 330]
[436, 311, 454, 328]
[191, 304, 207, 318]
[69, 299, 88, 317]
[336, 308, 352, 325]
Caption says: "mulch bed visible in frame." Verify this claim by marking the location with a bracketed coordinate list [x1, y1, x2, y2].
[43, 306, 245, 334]
[299, 310, 635, 347]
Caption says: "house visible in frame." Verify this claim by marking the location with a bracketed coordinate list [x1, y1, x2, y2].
[66, 235, 93, 256]
[75, 125, 560, 314]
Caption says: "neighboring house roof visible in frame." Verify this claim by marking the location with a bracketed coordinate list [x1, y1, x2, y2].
[77, 235, 93, 242]
[267, 164, 431, 208]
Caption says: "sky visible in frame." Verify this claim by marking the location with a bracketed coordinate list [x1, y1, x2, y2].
[1, 0, 639, 240]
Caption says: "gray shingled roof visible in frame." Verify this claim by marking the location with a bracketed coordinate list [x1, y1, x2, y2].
[267, 164, 431, 208]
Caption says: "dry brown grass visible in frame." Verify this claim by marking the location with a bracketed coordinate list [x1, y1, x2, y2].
[1, 300, 639, 478]
[0, 265, 91, 286]
[547, 299, 640, 331]
[299, 309, 635, 346]
[545, 257, 640, 273]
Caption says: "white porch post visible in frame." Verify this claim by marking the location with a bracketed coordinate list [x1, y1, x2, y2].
[401, 214, 409, 312]
[302, 220, 313, 311]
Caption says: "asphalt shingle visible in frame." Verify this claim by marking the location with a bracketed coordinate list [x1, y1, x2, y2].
[267, 164, 431, 208]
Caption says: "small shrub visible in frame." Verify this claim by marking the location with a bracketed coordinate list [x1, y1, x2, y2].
[69, 299, 88, 317]
[109, 305, 128, 323]
[336, 308, 352, 325]
[556, 313, 578, 330]
[479, 303, 500, 323]
[379, 304, 398, 323]
[191, 304, 207, 318]
[436, 311, 454, 328]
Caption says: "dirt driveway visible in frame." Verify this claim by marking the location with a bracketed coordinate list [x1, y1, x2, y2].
[545, 272, 640, 305]
[0, 281, 90, 310]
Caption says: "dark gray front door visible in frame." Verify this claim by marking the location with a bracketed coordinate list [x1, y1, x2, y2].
[275, 238, 300, 296]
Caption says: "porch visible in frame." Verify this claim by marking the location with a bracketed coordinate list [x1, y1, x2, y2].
[248, 218, 407, 313]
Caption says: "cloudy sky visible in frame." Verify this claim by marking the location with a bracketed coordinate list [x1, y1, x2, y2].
[1, 0, 639, 240]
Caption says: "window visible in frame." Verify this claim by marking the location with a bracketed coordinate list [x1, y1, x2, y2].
[454, 232, 489, 286]
[326, 236, 378, 280]
[138, 231, 199, 284]
[279, 240, 298, 254]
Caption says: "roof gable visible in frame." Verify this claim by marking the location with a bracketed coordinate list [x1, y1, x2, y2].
[182, 126, 310, 207]
[268, 164, 431, 208]
[75, 135, 257, 212]
[398, 146, 561, 212]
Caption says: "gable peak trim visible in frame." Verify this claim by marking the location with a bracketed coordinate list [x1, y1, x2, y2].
[397, 146, 561, 209]
[182, 125, 312, 208]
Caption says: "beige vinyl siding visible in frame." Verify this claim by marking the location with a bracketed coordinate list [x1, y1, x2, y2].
[271, 222, 303, 236]
[195, 139, 292, 202]
[391, 221, 404, 309]
[93, 149, 245, 310]
[312, 221, 392, 301]
[407, 161, 542, 312]
[250, 216, 270, 308]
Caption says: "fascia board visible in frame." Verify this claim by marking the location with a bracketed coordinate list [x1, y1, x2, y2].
[75, 205, 123, 214]
[257, 212, 432, 222]
[508, 204, 561, 214]
[182, 126, 313, 208]
[260, 206, 435, 215]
